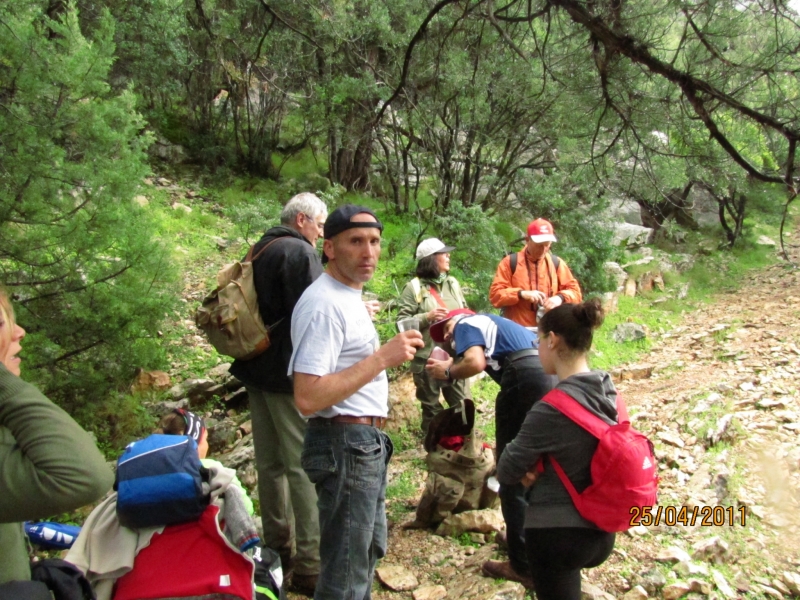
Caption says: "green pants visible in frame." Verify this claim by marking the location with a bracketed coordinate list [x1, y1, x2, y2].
[248, 388, 320, 576]
[412, 369, 472, 435]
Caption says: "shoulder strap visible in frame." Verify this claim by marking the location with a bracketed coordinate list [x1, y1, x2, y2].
[509, 252, 518, 275]
[428, 285, 447, 309]
[551, 253, 560, 270]
[541, 389, 623, 439]
[246, 236, 287, 263]
[410, 277, 423, 304]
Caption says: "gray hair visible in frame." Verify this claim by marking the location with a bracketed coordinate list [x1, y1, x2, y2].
[280, 192, 328, 225]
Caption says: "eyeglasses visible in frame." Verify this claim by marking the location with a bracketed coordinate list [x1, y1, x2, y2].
[302, 213, 326, 230]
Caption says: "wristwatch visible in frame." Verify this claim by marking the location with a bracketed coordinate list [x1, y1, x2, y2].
[445, 367, 453, 383]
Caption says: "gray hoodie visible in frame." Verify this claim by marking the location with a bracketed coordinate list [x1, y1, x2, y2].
[497, 370, 618, 529]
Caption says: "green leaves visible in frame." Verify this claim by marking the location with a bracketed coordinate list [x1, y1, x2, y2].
[0, 2, 177, 406]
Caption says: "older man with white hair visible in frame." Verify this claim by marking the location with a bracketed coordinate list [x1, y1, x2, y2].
[230, 192, 327, 594]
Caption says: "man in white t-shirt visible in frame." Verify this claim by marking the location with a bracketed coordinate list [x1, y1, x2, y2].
[289, 205, 423, 600]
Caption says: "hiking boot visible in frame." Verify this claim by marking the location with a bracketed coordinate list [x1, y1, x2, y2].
[289, 573, 318, 597]
[481, 560, 534, 589]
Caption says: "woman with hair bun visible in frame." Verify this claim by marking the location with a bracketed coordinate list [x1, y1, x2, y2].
[496, 299, 617, 600]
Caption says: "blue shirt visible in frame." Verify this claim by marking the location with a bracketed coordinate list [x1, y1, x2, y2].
[453, 314, 537, 383]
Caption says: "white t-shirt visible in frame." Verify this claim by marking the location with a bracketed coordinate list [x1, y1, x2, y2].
[289, 273, 388, 418]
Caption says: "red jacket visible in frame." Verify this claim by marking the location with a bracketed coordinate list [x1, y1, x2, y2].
[489, 250, 582, 328]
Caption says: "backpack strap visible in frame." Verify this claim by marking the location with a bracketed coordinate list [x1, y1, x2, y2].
[246, 236, 287, 263]
[509, 252, 518, 276]
[541, 389, 626, 438]
[428, 285, 447, 309]
[410, 277, 423, 304]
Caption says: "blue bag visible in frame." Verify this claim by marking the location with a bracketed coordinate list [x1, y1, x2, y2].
[25, 522, 82, 549]
[115, 434, 209, 529]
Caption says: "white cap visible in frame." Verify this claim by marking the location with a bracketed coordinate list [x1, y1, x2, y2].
[415, 238, 456, 261]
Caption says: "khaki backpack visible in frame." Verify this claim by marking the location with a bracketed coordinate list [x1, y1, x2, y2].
[195, 238, 283, 360]
[406, 400, 497, 528]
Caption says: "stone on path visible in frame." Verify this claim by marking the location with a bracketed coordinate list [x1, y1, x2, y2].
[435, 509, 504, 537]
[375, 565, 419, 591]
[621, 585, 649, 599]
[661, 582, 691, 600]
[413, 585, 447, 600]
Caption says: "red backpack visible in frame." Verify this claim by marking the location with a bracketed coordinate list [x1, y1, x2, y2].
[541, 389, 658, 533]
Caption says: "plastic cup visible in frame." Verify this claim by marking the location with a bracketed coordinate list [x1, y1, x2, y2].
[430, 347, 450, 361]
[397, 317, 420, 332]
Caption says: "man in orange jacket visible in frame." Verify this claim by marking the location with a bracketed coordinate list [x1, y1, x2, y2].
[489, 218, 582, 328]
[481, 218, 582, 587]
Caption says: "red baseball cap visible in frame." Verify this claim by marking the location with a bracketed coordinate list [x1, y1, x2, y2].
[429, 309, 476, 343]
[527, 218, 557, 243]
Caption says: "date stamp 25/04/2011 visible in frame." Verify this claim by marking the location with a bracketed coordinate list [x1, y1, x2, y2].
[630, 505, 746, 527]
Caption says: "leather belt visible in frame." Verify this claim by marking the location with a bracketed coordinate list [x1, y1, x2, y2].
[504, 348, 538, 365]
[312, 415, 387, 429]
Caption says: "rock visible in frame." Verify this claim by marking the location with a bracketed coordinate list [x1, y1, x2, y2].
[655, 546, 691, 564]
[447, 577, 525, 600]
[413, 585, 447, 600]
[624, 278, 638, 297]
[435, 509, 504, 537]
[692, 536, 730, 563]
[612, 323, 647, 343]
[207, 419, 239, 453]
[580, 581, 615, 599]
[133, 195, 149, 207]
[675, 561, 709, 577]
[207, 363, 232, 380]
[707, 414, 736, 446]
[638, 271, 664, 293]
[606, 197, 644, 225]
[612, 223, 655, 248]
[220, 442, 255, 469]
[771, 579, 792, 596]
[658, 432, 685, 448]
[688, 578, 713, 594]
[712, 569, 736, 598]
[613, 365, 654, 381]
[661, 582, 691, 600]
[223, 387, 250, 408]
[151, 139, 186, 163]
[239, 420, 252, 436]
[171, 202, 192, 213]
[757, 584, 785, 598]
[604, 262, 628, 288]
[468, 533, 486, 544]
[130, 369, 171, 393]
[757, 235, 777, 246]
[622, 585, 649, 599]
[781, 571, 800, 595]
[375, 565, 419, 591]
[635, 568, 667, 594]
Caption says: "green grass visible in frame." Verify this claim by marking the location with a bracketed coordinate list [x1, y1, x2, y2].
[386, 471, 417, 500]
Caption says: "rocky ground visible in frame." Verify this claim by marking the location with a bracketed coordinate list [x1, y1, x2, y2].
[351, 249, 800, 599]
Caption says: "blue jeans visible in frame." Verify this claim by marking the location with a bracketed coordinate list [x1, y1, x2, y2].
[496, 355, 553, 576]
[301, 420, 393, 600]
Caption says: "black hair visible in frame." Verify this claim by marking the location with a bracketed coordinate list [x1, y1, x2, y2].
[415, 254, 440, 279]
[538, 298, 604, 354]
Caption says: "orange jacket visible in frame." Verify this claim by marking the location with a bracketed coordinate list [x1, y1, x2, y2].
[489, 249, 582, 327]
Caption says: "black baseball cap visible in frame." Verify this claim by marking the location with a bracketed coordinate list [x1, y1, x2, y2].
[323, 204, 384, 240]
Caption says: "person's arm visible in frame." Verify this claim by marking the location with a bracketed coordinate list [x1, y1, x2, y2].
[294, 331, 423, 415]
[0, 366, 113, 523]
[489, 254, 522, 309]
[426, 346, 486, 380]
[496, 406, 547, 486]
